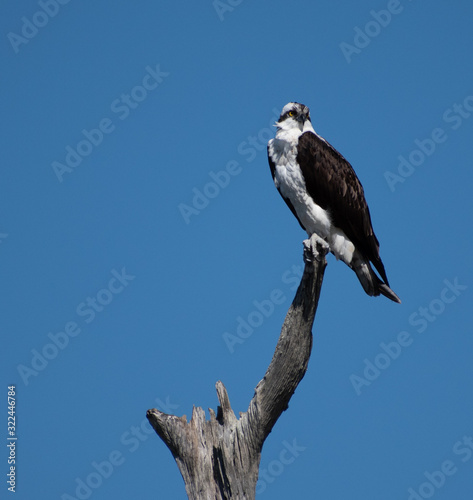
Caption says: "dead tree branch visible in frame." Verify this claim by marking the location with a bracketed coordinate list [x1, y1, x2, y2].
[147, 234, 328, 499]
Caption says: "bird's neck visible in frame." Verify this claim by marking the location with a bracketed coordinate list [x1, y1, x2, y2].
[275, 121, 316, 144]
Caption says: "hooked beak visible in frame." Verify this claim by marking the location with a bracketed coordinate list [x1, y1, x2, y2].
[296, 112, 309, 124]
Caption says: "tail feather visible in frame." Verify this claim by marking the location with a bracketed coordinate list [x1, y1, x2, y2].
[377, 281, 401, 304]
[353, 258, 401, 304]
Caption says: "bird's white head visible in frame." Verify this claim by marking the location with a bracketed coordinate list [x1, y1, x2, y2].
[275, 102, 312, 133]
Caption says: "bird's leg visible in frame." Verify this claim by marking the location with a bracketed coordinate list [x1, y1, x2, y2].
[303, 233, 329, 264]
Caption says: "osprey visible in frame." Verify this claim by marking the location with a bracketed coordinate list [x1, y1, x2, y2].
[267, 102, 400, 303]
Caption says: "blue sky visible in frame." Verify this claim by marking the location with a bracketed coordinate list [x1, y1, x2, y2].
[2, 1, 473, 499]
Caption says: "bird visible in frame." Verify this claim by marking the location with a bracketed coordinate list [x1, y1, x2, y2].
[267, 102, 400, 303]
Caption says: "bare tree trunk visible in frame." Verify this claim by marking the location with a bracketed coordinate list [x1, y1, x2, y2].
[147, 234, 328, 499]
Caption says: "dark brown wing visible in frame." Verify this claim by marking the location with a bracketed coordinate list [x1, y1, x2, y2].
[267, 145, 306, 231]
[296, 131, 390, 285]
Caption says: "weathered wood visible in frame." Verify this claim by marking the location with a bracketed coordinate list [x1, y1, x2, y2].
[147, 234, 328, 499]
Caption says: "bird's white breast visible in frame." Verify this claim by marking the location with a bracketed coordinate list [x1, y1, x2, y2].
[268, 130, 355, 264]
[269, 137, 332, 238]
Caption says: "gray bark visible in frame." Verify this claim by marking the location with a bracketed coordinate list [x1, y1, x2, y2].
[147, 234, 328, 499]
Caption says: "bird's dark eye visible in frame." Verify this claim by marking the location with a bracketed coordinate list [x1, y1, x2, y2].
[288, 111, 295, 117]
